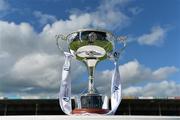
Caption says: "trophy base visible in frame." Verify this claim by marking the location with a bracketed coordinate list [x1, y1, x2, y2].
[72, 108, 109, 114]
[80, 93, 103, 109]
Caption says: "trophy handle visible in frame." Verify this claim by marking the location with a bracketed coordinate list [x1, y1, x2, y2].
[55, 34, 67, 54]
[108, 35, 127, 61]
[117, 35, 127, 53]
[56, 34, 74, 114]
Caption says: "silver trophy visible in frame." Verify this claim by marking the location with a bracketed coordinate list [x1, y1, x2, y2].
[56, 29, 127, 115]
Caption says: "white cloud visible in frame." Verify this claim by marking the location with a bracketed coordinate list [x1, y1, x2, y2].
[10, 52, 85, 88]
[123, 80, 180, 97]
[0, 51, 11, 77]
[69, 0, 130, 30]
[153, 66, 178, 80]
[11, 53, 60, 88]
[91, 0, 129, 30]
[0, 21, 38, 57]
[94, 60, 179, 96]
[33, 11, 57, 25]
[0, 53, 60, 94]
[91, 9, 129, 30]
[123, 86, 142, 96]
[40, 13, 92, 39]
[137, 26, 167, 46]
[120, 60, 178, 82]
[0, 0, 9, 11]
[120, 60, 152, 83]
[97, 60, 178, 84]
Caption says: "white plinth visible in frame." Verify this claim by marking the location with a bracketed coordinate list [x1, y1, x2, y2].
[1, 115, 180, 120]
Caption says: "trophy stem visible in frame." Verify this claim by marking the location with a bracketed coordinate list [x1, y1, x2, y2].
[88, 66, 95, 94]
[85, 59, 98, 94]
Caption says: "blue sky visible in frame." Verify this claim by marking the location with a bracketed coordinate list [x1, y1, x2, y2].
[0, 0, 180, 99]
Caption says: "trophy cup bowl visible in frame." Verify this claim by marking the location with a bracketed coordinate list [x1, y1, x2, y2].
[56, 29, 127, 115]
[68, 30, 113, 61]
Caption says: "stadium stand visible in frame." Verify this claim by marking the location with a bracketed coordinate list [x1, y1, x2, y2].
[0, 98, 179, 116]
